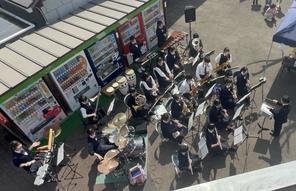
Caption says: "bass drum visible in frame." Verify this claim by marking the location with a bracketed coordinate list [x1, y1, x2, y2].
[122, 136, 145, 158]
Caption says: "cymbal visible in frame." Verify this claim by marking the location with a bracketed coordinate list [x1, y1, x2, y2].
[115, 136, 128, 149]
[104, 149, 120, 161]
[97, 159, 119, 174]
[112, 113, 128, 127]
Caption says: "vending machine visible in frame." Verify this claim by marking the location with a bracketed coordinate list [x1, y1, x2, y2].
[141, 0, 165, 49]
[49, 51, 99, 111]
[84, 32, 123, 86]
[0, 79, 66, 141]
[117, 13, 147, 65]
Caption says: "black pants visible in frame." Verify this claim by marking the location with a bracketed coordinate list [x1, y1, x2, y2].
[253, 0, 258, 5]
[273, 121, 283, 136]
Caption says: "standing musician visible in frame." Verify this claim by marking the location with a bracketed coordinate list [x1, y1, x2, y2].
[139, 72, 159, 103]
[236, 67, 250, 97]
[195, 56, 213, 81]
[126, 88, 148, 119]
[205, 123, 236, 155]
[166, 47, 183, 75]
[87, 128, 117, 161]
[215, 47, 232, 76]
[10, 140, 43, 174]
[160, 113, 188, 144]
[79, 94, 106, 126]
[153, 56, 173, 92]
[188, 33, 203, 60]
[156, 20, 167, 48]
[209, 99, 231, 130]
[219, 82, 237, 111]
[171, 94, 191, 125]
[269, 95, 290, 137]
[129, 35, 144, 62]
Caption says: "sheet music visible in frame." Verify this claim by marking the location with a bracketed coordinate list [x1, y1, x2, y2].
[260, 102, 273, 118]
[57, 143, 64, 166]
[187, 112, 195, 131]
[234, 126, 244, 145]
[154, 104, 167, 116]
[198, 137, 209, 159]
[237, 92, 251, 105]
[195, 101, 206, 117]
[205, 83, 216, 98]
[233, 104, 244, 120]
[107, 98, 115, 115]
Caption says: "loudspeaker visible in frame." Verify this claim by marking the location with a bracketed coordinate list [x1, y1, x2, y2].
[184, 6, 196, 23]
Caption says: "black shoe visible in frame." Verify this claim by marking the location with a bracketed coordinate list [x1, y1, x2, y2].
[270, 132, 279, 137]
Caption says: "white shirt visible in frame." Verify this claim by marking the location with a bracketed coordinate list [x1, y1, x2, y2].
[179, 79, 191, 95]
[140, 76, 157, 91]
[153, 62, 173, 78]
[195, 62, 213, 80]
[215, 53, 232, 64]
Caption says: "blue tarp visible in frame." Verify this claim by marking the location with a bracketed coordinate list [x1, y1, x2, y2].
[273, 1, 296, 47]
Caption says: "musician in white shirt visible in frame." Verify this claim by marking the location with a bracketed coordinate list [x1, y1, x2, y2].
[195, 56, 213, 80]
[153, 57, 173, 91]
[140, 72, 159, 102]
[215, 47, 232, 66]
[179, 75, 194, 95]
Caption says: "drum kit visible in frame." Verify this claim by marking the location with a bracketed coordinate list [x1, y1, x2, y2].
[99, 112, 146, 174]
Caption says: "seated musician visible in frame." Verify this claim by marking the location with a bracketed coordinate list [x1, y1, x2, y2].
[209, 99, 230, 130]
[160, 113, 187, 144]
[195, 56, 213, 81]
[179, 75, 197, 100]
[215, 47, 232, 76]
[10, 140, 43, 174]
[236, 67, 250, 98]
[188, 33, 203, 60]
[205, 123, 236, 155]
[126, 88, 148, 119]
[178, 143, 201, 172]
[79, 94, 105, 126]
[140, 72, 159, 103]
[171, 94, 191, 125]
[153, 57, 173, 92]
[156, 20, 167, 48]
[219, 82, 237, 111]
[166, 47, 183, 75]
[87, 128, 117, 161]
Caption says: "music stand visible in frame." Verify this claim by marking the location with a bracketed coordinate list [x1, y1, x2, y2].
[236, 92, 252, 105]
[195, 101, 207, 132]
[257, 102, 273, 138]
[248, 77, 267, 109]
[232, 104, 245, 121]
[107, 98, 115, 116]
[198, 136, 209, 160]
[205, 83, 216, 99]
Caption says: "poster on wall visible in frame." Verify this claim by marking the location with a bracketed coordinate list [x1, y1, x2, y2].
[84, 32, 123, 86]
[117, 13, 147, 65]
[0, 80, 66, 141]
[142, 0, 165, 49]
[49, 51, 99, 111]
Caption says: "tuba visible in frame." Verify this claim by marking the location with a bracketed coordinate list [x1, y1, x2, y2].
[132, 94, 147, 111]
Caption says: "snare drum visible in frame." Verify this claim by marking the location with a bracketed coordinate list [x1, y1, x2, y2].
[122, 136, 145, 158]
[116, 76, 129, 95]
[125, 69, 137, 87]
[105, 86, 115, 96]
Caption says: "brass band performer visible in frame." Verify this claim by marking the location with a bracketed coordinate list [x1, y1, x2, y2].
[140, 72, 159, 103]
[153, 57, 173, 92]
[195, 56, 213, 81]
